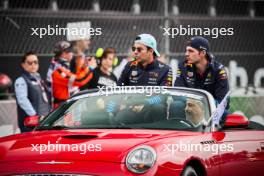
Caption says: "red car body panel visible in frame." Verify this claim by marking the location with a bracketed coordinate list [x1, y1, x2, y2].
[0, 129, 264, 175]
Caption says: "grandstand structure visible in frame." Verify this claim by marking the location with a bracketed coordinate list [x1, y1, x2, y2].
[1, 0, 264, 54]
[0, 0, 264, 116]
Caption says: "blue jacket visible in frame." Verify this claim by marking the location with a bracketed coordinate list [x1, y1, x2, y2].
[174, 59, 229, 104]
[15, 70, 50, 132]
[117, 59, 172, 86]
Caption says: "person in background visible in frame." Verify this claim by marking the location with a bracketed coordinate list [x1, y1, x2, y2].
[47, 41, 93, 108]
[113, 48, 133, 80]
[46, 41, 74, 105]
[83, 47, 117, 89]
[70, 39, 97, 74]
[15, 51, 50, 133]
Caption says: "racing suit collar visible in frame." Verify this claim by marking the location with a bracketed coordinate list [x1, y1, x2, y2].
[193, 59, 210, 77]
[195, 58, 216, 79]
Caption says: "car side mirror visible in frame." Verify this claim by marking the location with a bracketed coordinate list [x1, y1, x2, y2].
[223, 114, 249, 129]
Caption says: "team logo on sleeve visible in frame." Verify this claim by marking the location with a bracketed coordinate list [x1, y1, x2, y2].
[219, 69, 227, 80]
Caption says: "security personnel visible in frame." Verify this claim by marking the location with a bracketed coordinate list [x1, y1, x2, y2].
[15, 52, 50, 132]
[118, 34, 172, 86]
[174, 36, 229, 105]
[47, 41, 93, 108]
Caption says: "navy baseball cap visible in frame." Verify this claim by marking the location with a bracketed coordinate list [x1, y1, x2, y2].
[187, 36, 209, 52]
[134, 34, 160, 57]
[187, 36, 213, 60]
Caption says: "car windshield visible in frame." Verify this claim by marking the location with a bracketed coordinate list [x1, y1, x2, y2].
[38, 90, 210, 131]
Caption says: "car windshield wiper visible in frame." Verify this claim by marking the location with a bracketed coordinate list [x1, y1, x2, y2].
[35, 125, 72, 131]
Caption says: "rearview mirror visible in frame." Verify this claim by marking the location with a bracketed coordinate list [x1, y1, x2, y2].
[224, 114, 249, 129]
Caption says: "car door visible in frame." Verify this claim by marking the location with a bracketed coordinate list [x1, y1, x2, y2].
[218, 130, 264, 176]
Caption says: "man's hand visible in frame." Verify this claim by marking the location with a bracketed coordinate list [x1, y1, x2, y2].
[96, 98, 105, 110]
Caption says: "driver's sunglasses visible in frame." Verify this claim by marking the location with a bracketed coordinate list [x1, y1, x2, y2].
[132, 46, 144, 52]
[26, 60, 39, 65]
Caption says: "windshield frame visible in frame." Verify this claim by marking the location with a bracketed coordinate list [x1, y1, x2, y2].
[37, 87, 216, 132]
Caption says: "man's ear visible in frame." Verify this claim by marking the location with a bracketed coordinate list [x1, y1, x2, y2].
[148, 48, 154, 55]
[200, 50, 207, 57]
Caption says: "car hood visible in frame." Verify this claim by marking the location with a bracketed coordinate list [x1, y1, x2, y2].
[0, 129, 199, 163]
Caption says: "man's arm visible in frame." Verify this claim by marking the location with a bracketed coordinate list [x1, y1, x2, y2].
[52, 67, 93, 87]
[174, 65, 186, 87]
[86, 70, 99, 89]
[160, 67, 173, 86]
[14, 77, 36, 116]
[214, 67, 229, 104]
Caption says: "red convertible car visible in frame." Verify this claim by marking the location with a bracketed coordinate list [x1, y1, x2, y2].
[0, 87, 263, 176]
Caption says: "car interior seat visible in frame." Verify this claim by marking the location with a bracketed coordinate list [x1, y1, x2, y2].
[169, 97, 186, 120]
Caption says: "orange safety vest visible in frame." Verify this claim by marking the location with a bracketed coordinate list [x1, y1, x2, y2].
[52, 65, 93, 108]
